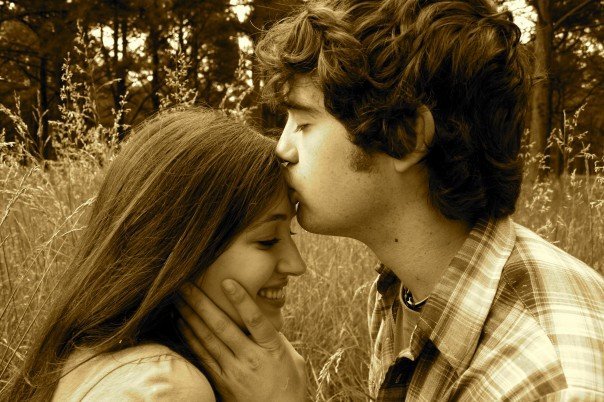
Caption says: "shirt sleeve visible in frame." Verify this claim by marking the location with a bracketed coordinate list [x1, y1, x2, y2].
[82, 354, 216, 401]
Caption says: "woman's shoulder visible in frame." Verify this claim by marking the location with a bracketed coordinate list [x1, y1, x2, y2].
[53, 343, 215, 401]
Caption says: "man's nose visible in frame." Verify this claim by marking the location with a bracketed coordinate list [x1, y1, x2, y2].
[276, 128, 298, 164]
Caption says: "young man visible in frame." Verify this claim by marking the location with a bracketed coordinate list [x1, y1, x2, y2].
[178, 0, 604, 400]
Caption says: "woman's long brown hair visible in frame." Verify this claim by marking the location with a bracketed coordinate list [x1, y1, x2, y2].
[2, 109, 287, 401]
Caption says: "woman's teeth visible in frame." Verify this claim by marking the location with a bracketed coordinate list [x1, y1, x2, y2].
[258, 288, 285, 300]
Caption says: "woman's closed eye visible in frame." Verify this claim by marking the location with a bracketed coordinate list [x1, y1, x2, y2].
[258, 238, 280, 248]
[257, 229, 296, 248]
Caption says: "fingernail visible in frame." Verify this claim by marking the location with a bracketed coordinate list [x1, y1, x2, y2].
[222, 279, 235, 294]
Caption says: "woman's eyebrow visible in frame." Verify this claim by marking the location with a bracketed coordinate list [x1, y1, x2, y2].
[249, 214, 288, 230]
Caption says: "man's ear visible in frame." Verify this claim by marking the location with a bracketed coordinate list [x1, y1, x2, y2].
[393, 106, 435, 173]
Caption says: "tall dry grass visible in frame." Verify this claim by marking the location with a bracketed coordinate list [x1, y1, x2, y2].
[0, 155, 103, 381]
[2, 115, 602, 400]
[1, 52, 602, 401]
[515, 107, 604, 272]
[285, 232, 377, 401]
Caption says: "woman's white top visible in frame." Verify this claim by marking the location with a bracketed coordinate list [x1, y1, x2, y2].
[53, 343, 215, 401]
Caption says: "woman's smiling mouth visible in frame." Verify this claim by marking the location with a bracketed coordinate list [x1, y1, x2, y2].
[257, 286, 287, 308]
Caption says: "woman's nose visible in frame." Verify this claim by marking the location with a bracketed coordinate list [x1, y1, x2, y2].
[277, 240, 306, 276]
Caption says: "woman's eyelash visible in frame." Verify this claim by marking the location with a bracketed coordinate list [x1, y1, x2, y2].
[258, 238, 280, 247]
[257, 230, 297, 247]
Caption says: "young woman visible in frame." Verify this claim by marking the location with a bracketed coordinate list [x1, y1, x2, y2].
[3, 109, 305, 401]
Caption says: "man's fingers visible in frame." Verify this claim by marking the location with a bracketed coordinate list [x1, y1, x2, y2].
[178, 283, 256, 356]
[176, 282, 307, 401]
[176, 297, 235, 364]
[280, 333, 306, 366]
[221, 279, 284, 353]
[177, 318, 221, 376]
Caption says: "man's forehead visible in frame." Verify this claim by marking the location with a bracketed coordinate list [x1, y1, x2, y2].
[284, 76, 324, 114]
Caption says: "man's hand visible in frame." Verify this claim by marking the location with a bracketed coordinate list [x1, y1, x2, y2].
[176, 279, 307, 402]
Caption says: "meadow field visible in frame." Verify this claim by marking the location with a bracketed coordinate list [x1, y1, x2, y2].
[1, 109, 602, 400]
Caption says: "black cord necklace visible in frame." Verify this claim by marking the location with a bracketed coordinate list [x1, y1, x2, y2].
[402, 286, 429, 311]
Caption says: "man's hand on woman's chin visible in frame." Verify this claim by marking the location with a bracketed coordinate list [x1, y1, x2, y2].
[176, 280, 307, 402]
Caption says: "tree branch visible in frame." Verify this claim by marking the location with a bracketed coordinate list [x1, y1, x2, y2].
[0, 47, 40, 58]
[128, 88, 155, 123]
[553, 30, 570, 50]
[565, 23, 604, 33]
[0, 55, 40, 72]
[569, 84, 602, 110]
[528, 0, 546, 24]
[0, 9, 66, 23]
[554, 0, 592, 30]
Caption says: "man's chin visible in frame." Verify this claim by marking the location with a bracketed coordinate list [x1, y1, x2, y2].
[296, 208, 327, 235]
[298, 210, 350, 238]
[295, 206, 310, 229]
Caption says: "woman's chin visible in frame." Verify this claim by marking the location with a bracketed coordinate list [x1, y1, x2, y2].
[268, 316, 284, 332]
[261, 310, 284, 332]
[234, 313, 283, 334]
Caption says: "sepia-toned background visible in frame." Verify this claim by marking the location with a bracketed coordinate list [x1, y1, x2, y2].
[1, 0, 602, 399]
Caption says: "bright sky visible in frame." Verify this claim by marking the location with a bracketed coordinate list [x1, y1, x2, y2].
[504, 0, 536, 43]
[231, 0, 252, 23]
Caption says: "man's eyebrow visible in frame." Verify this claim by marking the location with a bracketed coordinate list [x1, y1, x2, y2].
[283, 99, 321, 116]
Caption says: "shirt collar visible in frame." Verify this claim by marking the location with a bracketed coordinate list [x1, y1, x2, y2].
[375, 263, 400, 296]
[375, 217, 516, 375]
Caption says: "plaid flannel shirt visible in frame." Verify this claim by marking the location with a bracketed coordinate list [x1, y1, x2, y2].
[368, 217, 604, 401]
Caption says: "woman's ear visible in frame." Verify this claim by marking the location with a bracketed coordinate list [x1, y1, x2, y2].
[393, 106, 435, 173]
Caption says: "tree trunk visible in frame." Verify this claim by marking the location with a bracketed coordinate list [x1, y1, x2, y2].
[249, 2, 271, 130]
[190, 18, 200, 91]
[117, 17, 128, 140]
[112, 1, 128, 139]
[530, 0, 554, 168]
[35, 0, 53, 160]
[248, 0, 298, 130]
[113, 0, 120, 108]
[38, 54, 52, 159]
[150, 27, 161, 111]
[150, 0, 161, 111]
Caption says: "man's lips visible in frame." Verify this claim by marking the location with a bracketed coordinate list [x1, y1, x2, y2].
[287, 187, 300, 205]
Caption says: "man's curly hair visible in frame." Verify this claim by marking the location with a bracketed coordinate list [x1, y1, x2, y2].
[256, 0, 532, 226]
